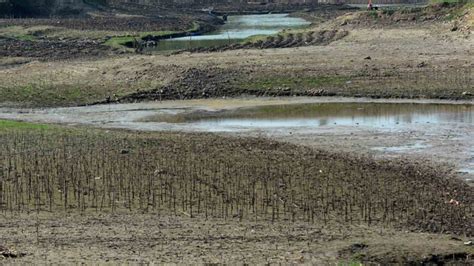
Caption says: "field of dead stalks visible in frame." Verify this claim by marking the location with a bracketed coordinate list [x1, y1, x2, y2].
[0, 124, 472, 234]
[0, 122, 472, 263]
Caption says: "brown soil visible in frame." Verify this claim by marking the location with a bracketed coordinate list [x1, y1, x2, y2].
[109, 62, 472, 105]
[175, 30, 349, 54]
[0, 20, 472, 107]
[0, 37, 115, 60]
[0, 16, 194, 33]
[1, 127, 473, 235]
[339, 2, 471, 30]
[107, 65, 343, 104]
[0, 213, 472, 264]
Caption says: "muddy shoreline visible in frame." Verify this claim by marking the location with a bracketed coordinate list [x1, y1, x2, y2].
[1, 97, 472, 184]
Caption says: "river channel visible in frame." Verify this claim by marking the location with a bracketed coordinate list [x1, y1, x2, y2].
[151, 13, 311, 51]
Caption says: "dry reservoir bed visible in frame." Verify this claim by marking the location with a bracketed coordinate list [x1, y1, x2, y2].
[1, 2, 473, 263]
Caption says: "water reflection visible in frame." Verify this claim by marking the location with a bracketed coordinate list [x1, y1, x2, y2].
[160, 103, 474, 129]
[153, 13, 311, 51]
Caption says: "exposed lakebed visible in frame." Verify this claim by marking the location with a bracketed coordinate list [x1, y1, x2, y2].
[0, 97, 472, 181]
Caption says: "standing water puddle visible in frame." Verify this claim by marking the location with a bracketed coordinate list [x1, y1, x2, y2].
[150, 13, 311, 51]
[153, 103, 473, 130]
[154, 102, 472, 178]
[1, 99, 473, 180]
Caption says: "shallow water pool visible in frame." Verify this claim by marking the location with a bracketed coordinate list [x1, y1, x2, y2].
[157, 102, 474, 130]
[151, 13, 311, 51]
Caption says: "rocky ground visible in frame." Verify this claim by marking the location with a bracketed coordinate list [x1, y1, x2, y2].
[0, 37, 114, 60]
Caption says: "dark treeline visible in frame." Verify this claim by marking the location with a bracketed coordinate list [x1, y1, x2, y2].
[0, 0, 99, 18]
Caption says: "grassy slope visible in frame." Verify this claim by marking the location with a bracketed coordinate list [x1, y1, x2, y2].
[0, 82, 141, 108]
[0, 26, 38, 41]
[0, 119, 50, 129]
[0, 56, 164, 107]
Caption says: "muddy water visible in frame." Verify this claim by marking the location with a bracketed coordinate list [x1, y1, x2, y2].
[0, 97, 473, 181]
[157, 103, 473, 129]
[152, 13, 311, 51]
[174, 102, 473, 180]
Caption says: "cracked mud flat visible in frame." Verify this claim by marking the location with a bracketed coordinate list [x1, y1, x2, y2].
[1, 97, 472, 182]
